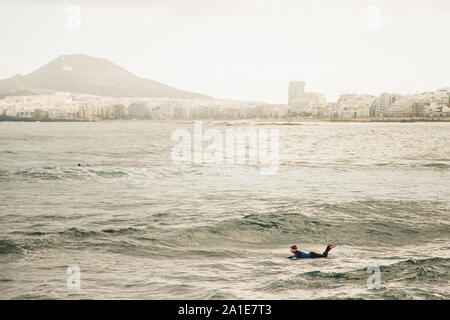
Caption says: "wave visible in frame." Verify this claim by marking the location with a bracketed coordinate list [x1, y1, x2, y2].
[258, 257, 450, 299]
[1, 227, 170, 257]
[58, 227, 101, 238]
[20, 227, 146, 238]
[180, 200, 449, 246]
[301, 257, 448, 282]
[3, 200, 447, 259]
[277, 160, 450, 170]
[422, 162, 450, 169]
[4, 166, 130, 181]
[0, 239, 21, 255]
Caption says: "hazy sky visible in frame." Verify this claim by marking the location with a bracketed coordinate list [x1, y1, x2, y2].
[0, 0, 449, 102]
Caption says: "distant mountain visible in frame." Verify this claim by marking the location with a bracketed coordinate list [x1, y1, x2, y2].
[0, 54, 211, 99]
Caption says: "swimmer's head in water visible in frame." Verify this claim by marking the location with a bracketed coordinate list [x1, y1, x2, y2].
[290, 245, 298, 253]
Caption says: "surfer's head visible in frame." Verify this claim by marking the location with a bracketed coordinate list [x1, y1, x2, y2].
[290, 245, 298, 253]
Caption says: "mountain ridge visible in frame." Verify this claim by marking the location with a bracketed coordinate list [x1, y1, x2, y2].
[0, 54, 211, 99]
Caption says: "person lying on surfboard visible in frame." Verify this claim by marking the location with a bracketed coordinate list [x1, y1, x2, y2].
[288, 244, 336, 259]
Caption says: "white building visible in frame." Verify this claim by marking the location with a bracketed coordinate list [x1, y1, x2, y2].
[290, 92, 327, 115]
[385, 90, 448, 117]
[337, 94, 376, 118]
[288, 81, 305, 106]
[376, 93, 402, 117]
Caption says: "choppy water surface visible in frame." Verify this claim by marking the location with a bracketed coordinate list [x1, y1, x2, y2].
[0, 121, 449, 299]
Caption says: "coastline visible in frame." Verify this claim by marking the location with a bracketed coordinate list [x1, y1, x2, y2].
[2, 116, 450, 123]
[102, 117, 450, 123]
[0, 115, 94, 122]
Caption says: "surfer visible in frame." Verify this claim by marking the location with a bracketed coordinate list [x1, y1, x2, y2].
[288, 244, 336, 259]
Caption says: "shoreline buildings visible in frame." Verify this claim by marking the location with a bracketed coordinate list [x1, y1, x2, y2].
[1, 85, 449, 121]
[288, 81, 327, 117]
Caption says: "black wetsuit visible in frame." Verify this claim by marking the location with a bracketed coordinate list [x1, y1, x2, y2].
[292, 245, 333, 259]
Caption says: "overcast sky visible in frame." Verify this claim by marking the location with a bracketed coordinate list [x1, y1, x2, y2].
[0, 0, 449, 102]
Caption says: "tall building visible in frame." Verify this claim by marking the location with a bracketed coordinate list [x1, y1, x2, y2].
[290, 92, 326, 115]
[113, 104, 125, 119]
[173, 106, 185, 120]
[128, 102, 150, 119]
[376, 93, 402, 117]
[288, 81, 305, 106]
[437, 87, 450, 107]
[337, 94, 376, 118]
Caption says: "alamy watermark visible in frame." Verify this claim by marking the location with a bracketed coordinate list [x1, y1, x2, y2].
[67, 265, 81, 290]
[365, 4, 383, 30]
[366, 266, 381, 289]
[171, 122, 279, 175]
[66, 5, 81, 31]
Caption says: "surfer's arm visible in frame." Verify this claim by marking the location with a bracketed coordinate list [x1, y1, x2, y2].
[287, 255, 297, 259]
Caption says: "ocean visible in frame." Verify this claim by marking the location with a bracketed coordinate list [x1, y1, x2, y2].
[0, 121, 449, 299]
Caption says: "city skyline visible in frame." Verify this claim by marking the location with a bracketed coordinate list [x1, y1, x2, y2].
[1, 0, 449, 103]
[1, 54, 449, 121]
[0, 52, 449, 105]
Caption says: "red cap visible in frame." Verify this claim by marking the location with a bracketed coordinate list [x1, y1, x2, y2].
[290, 245, 297, 250]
